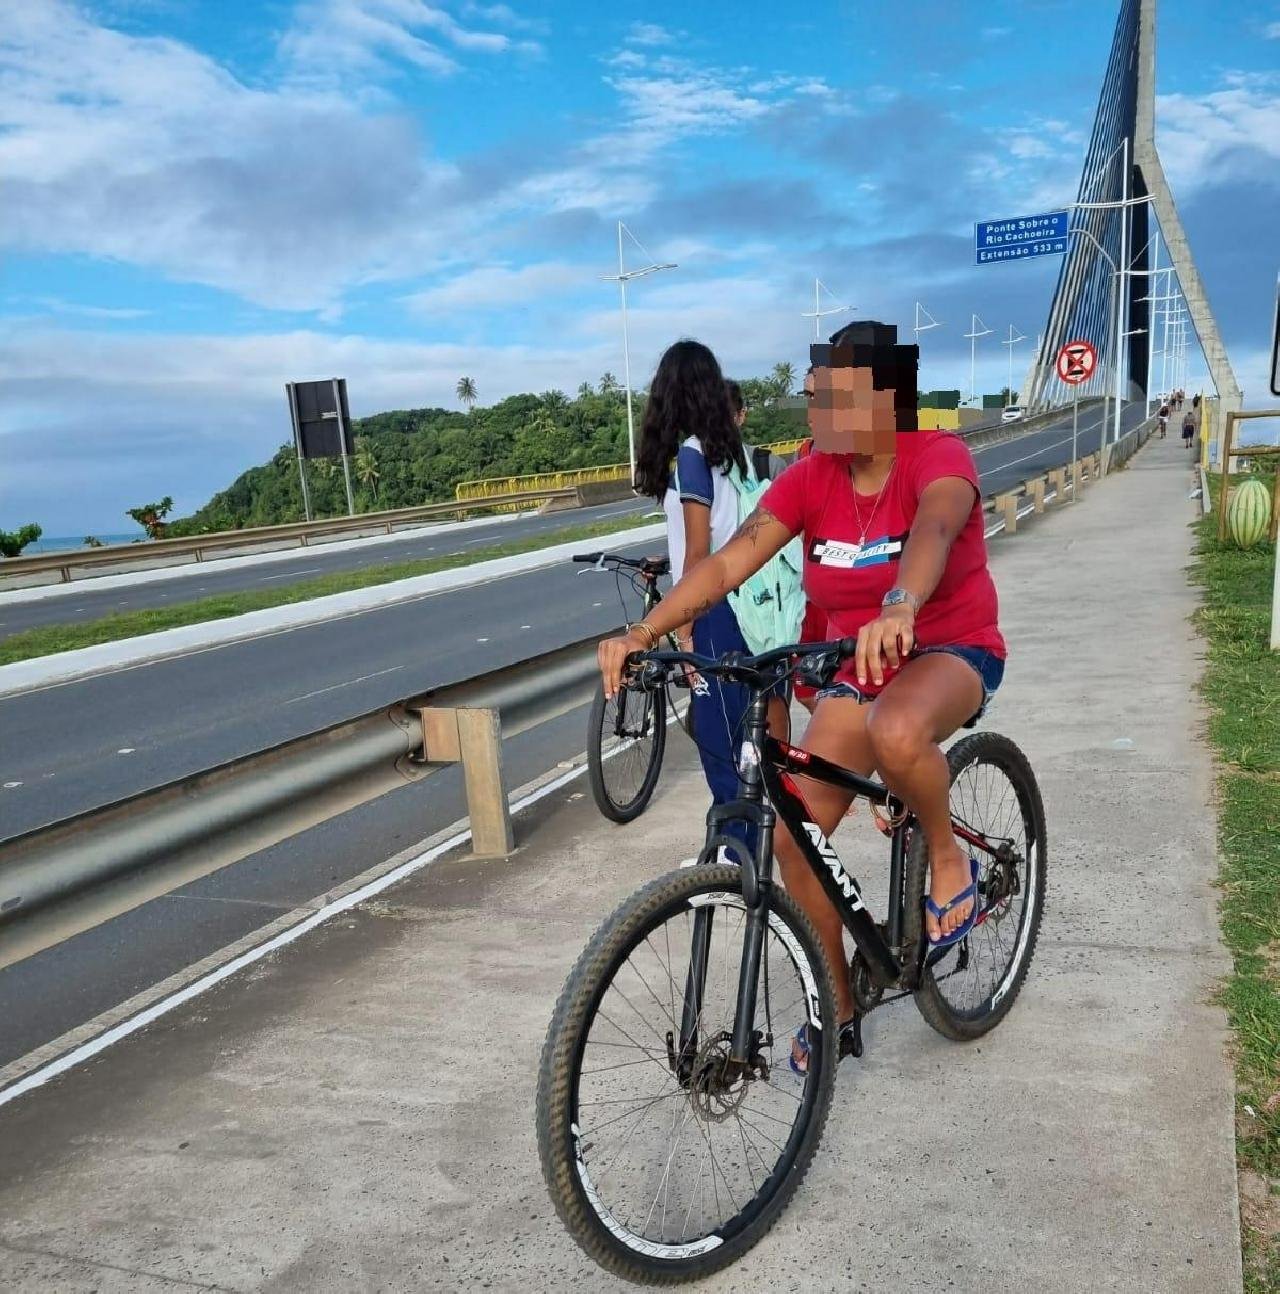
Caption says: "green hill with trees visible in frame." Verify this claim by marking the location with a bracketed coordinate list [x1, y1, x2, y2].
[168, 367, 805, 536]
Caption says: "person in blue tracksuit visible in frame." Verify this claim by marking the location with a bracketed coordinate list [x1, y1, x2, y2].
[633, 340, 784, 860]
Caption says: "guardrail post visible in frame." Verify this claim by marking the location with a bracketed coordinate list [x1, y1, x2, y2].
[421, 706, 513, 857]
[994, 492, 1019, 535]
[1023, 478, 1046, 513]
[1048, 468, 1066, 505]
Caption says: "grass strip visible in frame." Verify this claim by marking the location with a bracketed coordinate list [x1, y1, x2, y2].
[1190, 500, 1279, 1292]
[0, 513, 659, 667]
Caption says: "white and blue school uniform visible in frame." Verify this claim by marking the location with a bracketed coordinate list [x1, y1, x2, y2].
[665, 436, 757, 856]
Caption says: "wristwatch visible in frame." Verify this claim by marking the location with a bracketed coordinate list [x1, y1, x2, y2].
[881, 587, 920, 613]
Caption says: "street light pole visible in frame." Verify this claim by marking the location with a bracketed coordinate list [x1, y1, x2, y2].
[1002, 325, 1026, 405]
[913, 301, 941, 343]
[603, 221, 677, 487]
[965, 315, 994, 406]
[801, 278, 851, 341]
[1111, 135, 1131, 451]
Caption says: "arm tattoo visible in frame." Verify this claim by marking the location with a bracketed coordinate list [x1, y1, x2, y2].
[734, 506, 776, 547]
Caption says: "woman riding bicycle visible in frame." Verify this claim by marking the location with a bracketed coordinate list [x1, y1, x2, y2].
[601, 320, 1006, 1064]
[636, 340, 790, 861]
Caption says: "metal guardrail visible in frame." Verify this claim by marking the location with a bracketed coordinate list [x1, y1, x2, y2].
[0, 488, 580, 589]
[0, 633, 609, 926]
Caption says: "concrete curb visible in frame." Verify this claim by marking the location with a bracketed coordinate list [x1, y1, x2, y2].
[0, 523, 666, 700]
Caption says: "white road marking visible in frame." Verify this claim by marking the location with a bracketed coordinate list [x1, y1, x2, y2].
[521, 624, 532, 630]
[258, 567, 322, 582]
[116, 747, 136, 755]
[2, 781, 21, 789]
[284, 664, 406, 705]
[476, 637, 489, 643]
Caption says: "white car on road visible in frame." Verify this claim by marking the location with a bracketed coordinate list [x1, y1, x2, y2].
[1001, 405, 1024, 423]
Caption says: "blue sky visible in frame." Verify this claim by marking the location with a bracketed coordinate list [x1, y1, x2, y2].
[2, 0, 1279, 533]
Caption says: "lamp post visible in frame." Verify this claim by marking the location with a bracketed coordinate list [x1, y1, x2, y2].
[602, 221, 677, 486]
[965, 314, 993, 406]
[913, 301, 941, 343]
[1002, 325, 1026, 406]
[801, 278, 851, 342]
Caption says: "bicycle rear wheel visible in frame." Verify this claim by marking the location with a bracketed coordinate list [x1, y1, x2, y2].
[537, 864, 837, 1284]
[906, 731, 1047, 1040]
[587, 680, 666, 823]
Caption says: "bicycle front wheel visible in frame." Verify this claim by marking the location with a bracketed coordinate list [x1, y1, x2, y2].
[906, 731, 1047, 1040]
[537, 864, 837, 1284]
[587, 680, 666, 823]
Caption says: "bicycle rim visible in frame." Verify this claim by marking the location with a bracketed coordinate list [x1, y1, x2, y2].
[588, 683, 665, 822]
[542, 868, 835, 1275]
[917, 734, 1045, 1025]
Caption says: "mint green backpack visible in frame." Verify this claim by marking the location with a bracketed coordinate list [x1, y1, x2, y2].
[722, 451, 807, 654]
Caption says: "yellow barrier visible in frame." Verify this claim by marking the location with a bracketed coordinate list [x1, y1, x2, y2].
[454, 438, 807, 511]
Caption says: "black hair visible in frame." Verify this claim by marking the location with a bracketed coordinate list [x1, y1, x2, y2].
[725, 379, 744, 416]
[634, 339, 746, 499]
[810, 319, 920, 430]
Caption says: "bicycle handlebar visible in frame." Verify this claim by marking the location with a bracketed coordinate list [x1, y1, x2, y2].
[624, 638, 858, 692]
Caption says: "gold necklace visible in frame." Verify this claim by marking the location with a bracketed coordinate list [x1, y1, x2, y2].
[849, 460, 895, 548]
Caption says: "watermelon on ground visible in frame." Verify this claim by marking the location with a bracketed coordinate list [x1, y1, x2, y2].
[1226, 477, 1272, 549]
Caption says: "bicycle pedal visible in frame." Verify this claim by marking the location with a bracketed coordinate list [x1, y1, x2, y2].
[838, 1016, 864, 1061]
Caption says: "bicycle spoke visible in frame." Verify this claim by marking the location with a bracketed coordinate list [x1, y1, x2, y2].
[568, 889, 820, 1251]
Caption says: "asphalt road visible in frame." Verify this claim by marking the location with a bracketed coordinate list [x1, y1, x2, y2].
[0, 497, 651, 642]
[0, 405, 1149, 1074]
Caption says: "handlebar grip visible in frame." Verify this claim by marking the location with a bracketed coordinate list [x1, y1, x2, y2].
[837, 637, 858, 658]
[572, 552, 602, 564]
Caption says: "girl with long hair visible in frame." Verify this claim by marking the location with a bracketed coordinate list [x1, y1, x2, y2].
[634, 340, 779, 858]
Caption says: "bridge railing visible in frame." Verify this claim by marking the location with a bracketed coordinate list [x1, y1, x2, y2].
[0, 488, 581, 591]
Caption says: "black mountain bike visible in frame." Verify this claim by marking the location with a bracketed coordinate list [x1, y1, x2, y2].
[538, 638, 1046, 1284]
[574, 551, 693, 824]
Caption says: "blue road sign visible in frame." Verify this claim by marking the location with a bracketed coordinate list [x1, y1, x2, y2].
[975, 210, 1069, 265]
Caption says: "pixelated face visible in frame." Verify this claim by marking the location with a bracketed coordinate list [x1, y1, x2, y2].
[807, 361, 898, 455]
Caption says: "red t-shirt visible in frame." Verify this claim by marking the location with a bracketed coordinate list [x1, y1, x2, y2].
[762, 433, 1005, 688]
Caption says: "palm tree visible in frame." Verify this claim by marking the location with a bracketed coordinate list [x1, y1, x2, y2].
[599, 372, 621, 397]
[354, 436, 380, 501]
[577, 381, 595, 399]
[456, 376, 478, 410]
[540, 389, 568, 414]
[772, 362, 796, 398]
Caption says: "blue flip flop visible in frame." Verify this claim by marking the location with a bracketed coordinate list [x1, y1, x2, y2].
[788, 1024, 812, 1076]
[926, 857, 981, 949]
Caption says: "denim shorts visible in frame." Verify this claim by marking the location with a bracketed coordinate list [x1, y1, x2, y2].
[816, 645, 1005, 728]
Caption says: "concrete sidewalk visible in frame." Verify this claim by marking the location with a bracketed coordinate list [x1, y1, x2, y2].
[0, 436, 1241, 1292]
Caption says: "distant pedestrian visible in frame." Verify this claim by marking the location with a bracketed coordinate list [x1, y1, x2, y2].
[1158, 402, 1169, 438]
[1182, 410, 1195, 449]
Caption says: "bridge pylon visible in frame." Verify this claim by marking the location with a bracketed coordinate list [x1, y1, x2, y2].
[1022, 0, 1240, 424]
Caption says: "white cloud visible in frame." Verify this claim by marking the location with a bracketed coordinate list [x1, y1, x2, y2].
[625, 22, 673, 47]
[1157, 78, 1280, 195]
[18, 296, 150, 320]
[403, 261, 585, 312]
[1264, 21, 1280, 39]
[0, 2, 477, 312]
[278, 0, 541, 80]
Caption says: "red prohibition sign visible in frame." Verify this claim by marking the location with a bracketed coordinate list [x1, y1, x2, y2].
[1056, 338, 1097, 385]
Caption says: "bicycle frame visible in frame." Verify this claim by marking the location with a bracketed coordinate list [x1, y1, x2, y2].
[679, 677, 1007, 1072]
